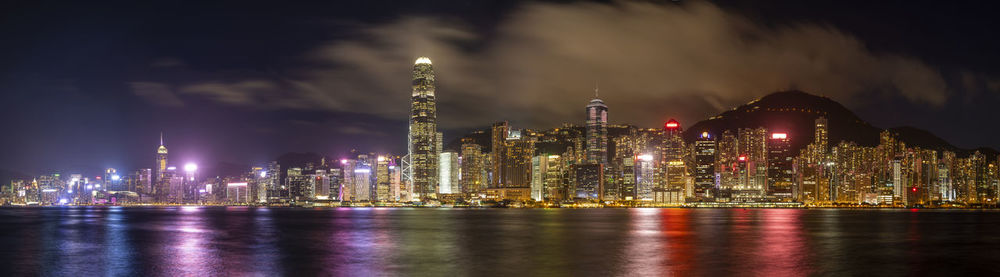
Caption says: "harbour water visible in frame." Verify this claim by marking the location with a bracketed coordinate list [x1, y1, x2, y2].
[1, 207, 999, 276]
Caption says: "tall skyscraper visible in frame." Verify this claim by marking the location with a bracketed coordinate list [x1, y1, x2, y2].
[585, 92, 608, 165]
[768, 132, 794, 200]
[491, 121, 509, 188]
[693, 132, 717, 199]
[408, 57, 438, 200]
[656, 119, 686, 204]
[155, 133, 168, 196]
[814, 117, 828, 153]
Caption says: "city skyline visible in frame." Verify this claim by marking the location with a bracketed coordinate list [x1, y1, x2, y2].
[6, 2, 1000, 276]
[4, 56, 997, 207]
[2, 0, 1000, 180]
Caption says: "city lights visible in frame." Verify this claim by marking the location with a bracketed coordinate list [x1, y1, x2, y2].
[3, 54, 997, 211]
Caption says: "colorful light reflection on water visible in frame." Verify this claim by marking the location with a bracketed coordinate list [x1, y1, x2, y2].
[2, 208, 1000, 275]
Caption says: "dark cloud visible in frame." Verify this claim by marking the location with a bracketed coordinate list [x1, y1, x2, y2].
[167, 1, 964, 129]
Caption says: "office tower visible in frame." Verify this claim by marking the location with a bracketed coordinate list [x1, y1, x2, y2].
[500, 130, 535, 188]
[249, 166, 267, 203]
[103, 168, 120, 191]
[376, 156, 393, 201]
[491, 121, 509, 188]
[226, 182, 249, 203]
[939, 152, 954, 201]
[611, 131, 637, 201]
[265, 161, 281, 202]
[814, 117, 828, 155]
[573, 164, 603, 200]
[134, 169, 151, 194]
[767, 132, 794, 200]
[165, 166, 184, 203]
[314, 169, 331, 200]
[693, 132, 717, 199]
[389, 161, 401, 201]
[408, 56, 438, 200]
[460, 138, 486, 195]
[286, 168, 312, 201]
[438, 152, 459, 194]
[656, 119, 686, 204]
[350, 155, 374, 201]
[635, 154, 657, 201]
[716, 130, 738, 198]
[155, 133, 169, 198]
[531, 154, 564, 201]
[340, 158, 357, 201]
[738, 127, 769, 200]
[585, 93, 608, 165]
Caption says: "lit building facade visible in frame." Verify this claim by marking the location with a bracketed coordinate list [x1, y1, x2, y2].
[585, 97, 608, 165]
[408, 56, 439, 200]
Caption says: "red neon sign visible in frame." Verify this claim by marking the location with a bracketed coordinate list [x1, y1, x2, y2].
[771, 133, 787, 139]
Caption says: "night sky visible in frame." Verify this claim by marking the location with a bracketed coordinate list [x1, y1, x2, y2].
[1, 0, 998, 178]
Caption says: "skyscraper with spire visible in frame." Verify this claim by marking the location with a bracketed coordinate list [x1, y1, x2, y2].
[155, 133, 168, 183]
[585, 86, 608, 165]
[408, 57, 439, 199]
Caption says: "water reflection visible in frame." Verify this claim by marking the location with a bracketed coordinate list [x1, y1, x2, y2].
[754, 209, 810, 276]
[3, 208, 1000, 276]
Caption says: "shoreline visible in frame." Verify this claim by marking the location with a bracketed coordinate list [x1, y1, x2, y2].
[2, 204, 998, 210]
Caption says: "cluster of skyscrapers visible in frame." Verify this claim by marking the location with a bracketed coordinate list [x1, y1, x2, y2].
[3, 57, 999, 207]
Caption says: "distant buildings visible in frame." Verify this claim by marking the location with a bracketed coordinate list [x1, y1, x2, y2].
[5, 58, 1000, 209]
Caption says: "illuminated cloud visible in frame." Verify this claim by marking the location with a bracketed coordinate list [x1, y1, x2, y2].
[174, 1, 955, 129]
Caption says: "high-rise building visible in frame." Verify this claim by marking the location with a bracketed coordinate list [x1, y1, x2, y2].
[531, 154, 565, 201]
[104, 168, 121, 191]
[133, 168, 152, 194]
[155, 133, 169, 199]
[408, 56, 438, 200]
[313, 169, 331, 200]
[768, 132, 794, 200]
[655, 119, 686, 204]
[265, 161, 281, 202]
[286, 168, 312, 201]
[738, 127, 769, 200]
[491, 121, 509, 188]
[693, 132, 717, 199]
[635, 153, 657, 201]
[814, 117, 828, 154]
[351, 155, 375, 202]
[573, 163, 603, 200]
[249, 166, 267, 203]
[389, 161, 401, 201]
[438, 151, 459, 194]
[460, 138, 486, 195]
[585, 94, 608, 165]
[500, 130, 535, 188]
[376, 156, 393, 201]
